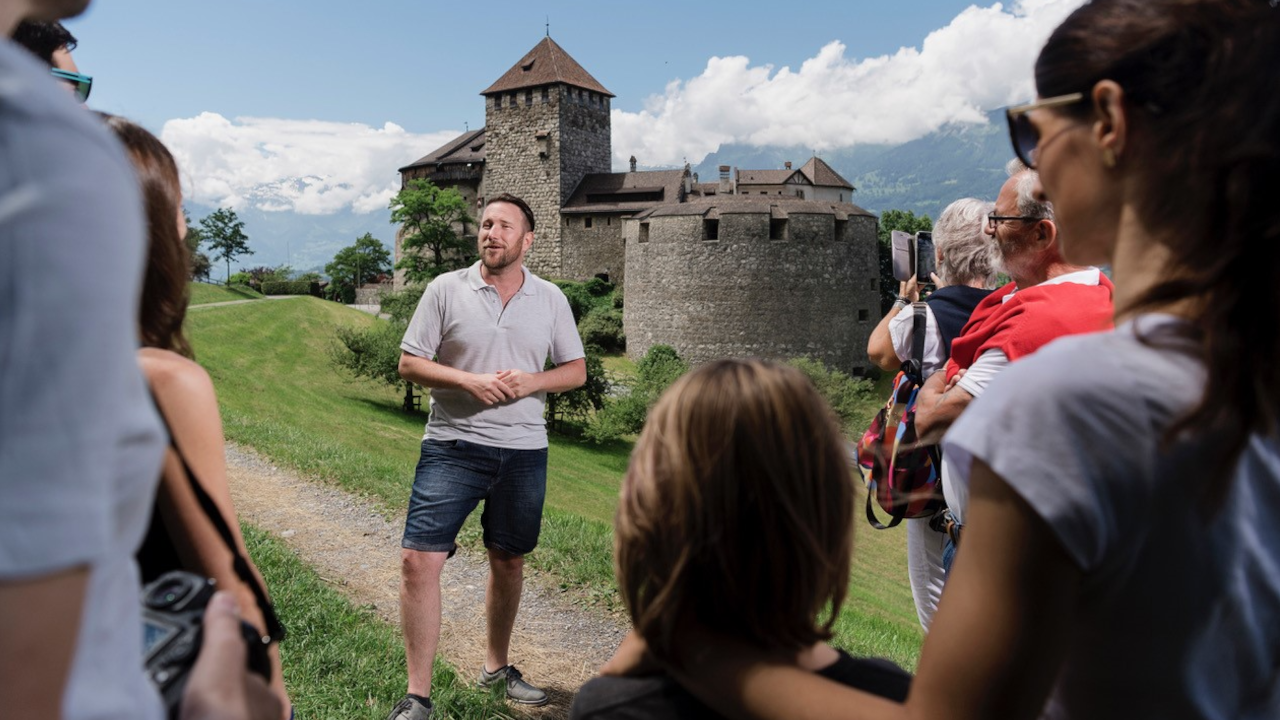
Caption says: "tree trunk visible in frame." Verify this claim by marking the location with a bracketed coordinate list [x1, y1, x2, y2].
[402, 381, 417, 413]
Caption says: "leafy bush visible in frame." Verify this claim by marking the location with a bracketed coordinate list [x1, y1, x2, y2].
[379, 285, 426, 324]
[324, 283, 356, 305]
[330, 321, 405, 387]
[786, 356, 879, 433]
[260, 280, 319, 296]
[585, 344, 688, 443]
[579, 305, 624, 353]
[545, 345, 609, 433]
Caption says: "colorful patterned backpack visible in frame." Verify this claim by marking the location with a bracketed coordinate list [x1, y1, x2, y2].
[856, 303, 945, 529]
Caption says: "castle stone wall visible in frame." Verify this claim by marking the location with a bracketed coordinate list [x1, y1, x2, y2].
[623, 210, 880, 375]
[483, 86, 610, 279]
[561, 213, 626, 283]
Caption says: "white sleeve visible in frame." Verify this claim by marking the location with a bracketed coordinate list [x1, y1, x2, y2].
[888, 305, 948, 378]
[956, 348, 1010, 397]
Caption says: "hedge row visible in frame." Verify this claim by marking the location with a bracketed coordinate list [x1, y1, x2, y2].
[261, 280, 321, 296]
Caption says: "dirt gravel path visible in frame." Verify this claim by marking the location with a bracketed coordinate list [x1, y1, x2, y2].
[224, 443, 627, 717]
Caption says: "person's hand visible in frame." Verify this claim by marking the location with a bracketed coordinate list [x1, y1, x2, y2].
[181, 592, 282, 720]
[600, 631, 661, 677]
[930, 271, 947, 289]
[463, 372, 517, 405]
[900, 276, 920, 303]
[496, 369, 541, 400]
[945, 368, 966, 392]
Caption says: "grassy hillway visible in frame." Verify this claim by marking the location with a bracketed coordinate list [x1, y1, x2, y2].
[189, 282, 264, 305]
[186, 294, 924, 715]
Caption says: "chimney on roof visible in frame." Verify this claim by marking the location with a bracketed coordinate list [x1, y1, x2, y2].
[629, 155, 637, 173]
[682, 162, 692, 200]
[785, 161, 792, 170]
[719, 165, 732, 195]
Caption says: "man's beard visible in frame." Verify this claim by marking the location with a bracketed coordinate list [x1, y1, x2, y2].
[481, 244, 521, 272]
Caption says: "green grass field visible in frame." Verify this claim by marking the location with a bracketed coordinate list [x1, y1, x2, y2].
[187, 298, 924, 707]
[189, 282, 264, 306]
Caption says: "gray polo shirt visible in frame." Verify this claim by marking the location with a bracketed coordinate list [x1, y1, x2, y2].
[401, 262, 584, 449]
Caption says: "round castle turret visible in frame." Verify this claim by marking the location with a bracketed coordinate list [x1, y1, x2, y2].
[623, 197, 880, 375]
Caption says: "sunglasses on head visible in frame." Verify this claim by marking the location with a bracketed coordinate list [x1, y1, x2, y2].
[1005, 93, 1086, 169]
[51, 68, 93, 103]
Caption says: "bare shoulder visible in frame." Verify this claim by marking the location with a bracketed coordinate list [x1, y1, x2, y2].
[137, 348, 217, 406]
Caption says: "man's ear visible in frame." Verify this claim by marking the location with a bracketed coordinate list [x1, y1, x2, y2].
[1091, 80, 1128, 161]
[1036, 219, 1059, 252]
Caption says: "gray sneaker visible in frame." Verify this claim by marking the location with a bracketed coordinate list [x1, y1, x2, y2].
[385, 694, 432, 720]
[478, 664, 549, 706]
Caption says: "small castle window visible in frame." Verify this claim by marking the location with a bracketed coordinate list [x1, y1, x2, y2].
[770, 219, 788, 240]
[607, 217, 611, 226]
[639, 222, 650, 243]
[507, 93, 516, 107]
[541, 87, 549, 103]
[858, 309, 870, 322]
[840, 193, 844, 202]
[704, 219, 719, 241]
[525, 90, 532, 106]
[835, 218, 848, 241]
[868, 278, 877, 290]
[585, 216, 593, 228]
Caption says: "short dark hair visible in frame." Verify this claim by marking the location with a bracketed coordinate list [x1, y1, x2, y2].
[11, 21, 77, 65]
[487, 193, 535, 232]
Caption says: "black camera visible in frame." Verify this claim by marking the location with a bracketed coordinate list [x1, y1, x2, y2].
[142, 570, 272, 719]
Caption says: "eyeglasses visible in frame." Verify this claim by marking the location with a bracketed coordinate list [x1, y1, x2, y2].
[51, 68, 93, 103]
[987, 213, 1042, 230]
[1006, 93, 1085, 169]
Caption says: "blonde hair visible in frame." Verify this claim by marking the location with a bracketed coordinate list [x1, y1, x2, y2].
[614, 359, 855, 660]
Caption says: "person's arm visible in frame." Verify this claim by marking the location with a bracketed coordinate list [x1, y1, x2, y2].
[142, 351, 291, 719]
[0, 567, 88, 718]
[913, 368, 974, 444]
[663, 459, 1082, 720]
[181, 591, 282, 720]
[398, 352, 517, 406]
[868, 278, 919, 371]
[497, 357, 587, 398]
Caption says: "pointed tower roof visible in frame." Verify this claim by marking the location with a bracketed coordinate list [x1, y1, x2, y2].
[481, 37, 614, 98]
[799, 156, 854, 190]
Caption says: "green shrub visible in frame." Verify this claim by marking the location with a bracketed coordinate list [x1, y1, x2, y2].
[786, 356, 879, 432]
[260, 280, 319, 296]
[330, 320, 405, 387]
[585, 344, 688, 442]
[379, 285, 426, 324]
[579, 305, 624, 353]
[325, 283, 356, 305]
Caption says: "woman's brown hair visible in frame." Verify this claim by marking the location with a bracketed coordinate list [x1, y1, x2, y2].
[1036, 0, 1280, 470]
[101, 114, 194, 358]
[614, 359, 856, 660]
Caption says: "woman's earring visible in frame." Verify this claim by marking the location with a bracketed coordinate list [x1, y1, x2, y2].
[1102, 147, 1116, 168]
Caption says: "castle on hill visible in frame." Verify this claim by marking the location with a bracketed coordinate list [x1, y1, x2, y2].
[396, 37, 881, 374]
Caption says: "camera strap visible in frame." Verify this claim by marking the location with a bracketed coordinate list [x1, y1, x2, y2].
[151, 401, 287, 645]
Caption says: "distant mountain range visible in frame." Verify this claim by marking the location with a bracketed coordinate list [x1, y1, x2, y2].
[195, 111, 1015, 280]
[694, 109, 1015, 222]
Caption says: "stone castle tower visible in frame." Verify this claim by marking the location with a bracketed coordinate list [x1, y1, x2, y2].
[479, 37, 613, 277]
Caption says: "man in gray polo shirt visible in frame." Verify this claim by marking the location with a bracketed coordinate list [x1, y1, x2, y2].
[388, 193, 586, 720]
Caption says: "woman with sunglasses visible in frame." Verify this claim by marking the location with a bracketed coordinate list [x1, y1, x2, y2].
[103, 114, 292, 720]
[604, 2, 1280, 718]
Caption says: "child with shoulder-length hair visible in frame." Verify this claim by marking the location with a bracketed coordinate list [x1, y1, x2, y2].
[571, 359, 910, 719]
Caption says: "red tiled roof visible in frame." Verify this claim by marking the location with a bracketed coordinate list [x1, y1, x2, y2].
[481, 37, 613, 97]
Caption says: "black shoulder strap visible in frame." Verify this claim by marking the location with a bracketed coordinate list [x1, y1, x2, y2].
[903, 302, 928, 383]
[152, 400, 286, 644]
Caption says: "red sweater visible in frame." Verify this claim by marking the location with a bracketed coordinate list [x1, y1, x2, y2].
[945, 275, 1115, 382]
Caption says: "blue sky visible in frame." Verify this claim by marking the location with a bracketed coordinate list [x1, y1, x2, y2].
[55, 0, 1084, 271]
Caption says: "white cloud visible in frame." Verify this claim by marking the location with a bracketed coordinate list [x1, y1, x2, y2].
[161, 114, 459, 215]
[612, 0, 1086, 168]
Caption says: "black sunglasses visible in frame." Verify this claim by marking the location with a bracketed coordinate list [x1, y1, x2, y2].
[987, 213, 1043, 229]
[1005, 93, 1085, 169]
[51, 68, 93, 103]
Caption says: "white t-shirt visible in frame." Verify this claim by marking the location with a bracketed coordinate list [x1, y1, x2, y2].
[0, 41, 165, 719]
[943, 316, 1280, 719]
[887, 303, 946, 377]
[402, 262, 585, 449]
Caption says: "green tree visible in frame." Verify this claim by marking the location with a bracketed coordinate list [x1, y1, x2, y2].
[876, 209, 933, 314]
[391, 179, 474, 284]
[544, 345, 609, 432]
[183, 208, 212, 281]
[199, 207, 253, 285]
[326, 233, 391, 292]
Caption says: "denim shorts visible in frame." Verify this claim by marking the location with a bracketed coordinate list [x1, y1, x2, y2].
[402, 438, 548, 556]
